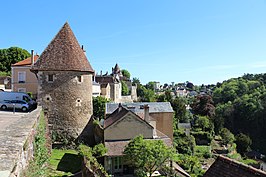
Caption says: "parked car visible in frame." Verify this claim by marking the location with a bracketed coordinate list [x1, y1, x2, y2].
[0, 100, 31, 112]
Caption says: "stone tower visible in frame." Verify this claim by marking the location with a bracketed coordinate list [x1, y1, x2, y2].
[31, 22, 94, 143]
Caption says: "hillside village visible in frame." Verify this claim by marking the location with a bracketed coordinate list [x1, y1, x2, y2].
[1, 22, 266, 177]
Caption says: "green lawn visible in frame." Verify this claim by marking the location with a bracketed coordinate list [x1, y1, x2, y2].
[47, 149, 82, 177]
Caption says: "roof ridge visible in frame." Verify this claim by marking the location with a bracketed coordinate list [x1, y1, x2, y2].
[218, 155, 266, 175]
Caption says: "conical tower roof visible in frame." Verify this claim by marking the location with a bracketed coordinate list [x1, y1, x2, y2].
[32, 22, 94, 73]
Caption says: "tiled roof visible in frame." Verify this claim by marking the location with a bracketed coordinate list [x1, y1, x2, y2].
[204, 155, 266, 177]
[104, 105, 153, 129]
[104, 106, 129, 129]
[32, 22, 94, 72]
[105, 137, 172, 156]
[106, 102, 174, 115]
[95, 75, 118, 84]
[12, 55, 39, 66]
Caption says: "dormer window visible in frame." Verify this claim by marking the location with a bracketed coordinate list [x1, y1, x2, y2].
[48, 74, 54, 82]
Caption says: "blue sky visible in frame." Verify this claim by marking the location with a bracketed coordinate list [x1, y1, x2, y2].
[1, 0, 266, 85]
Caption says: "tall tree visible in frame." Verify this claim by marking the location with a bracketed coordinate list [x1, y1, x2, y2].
[93, 96, 110, 120]
[0, 47, 30, 74]
[124, 135, 174, 177]
[191, 95, 215, 117]
[121, 69, 131, 79]
[121, 80, 129, 95]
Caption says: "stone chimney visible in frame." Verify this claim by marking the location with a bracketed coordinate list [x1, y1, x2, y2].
[81, 45, 86, 56]
[31, 50, 34, 65]
[144, 104, 150, 123]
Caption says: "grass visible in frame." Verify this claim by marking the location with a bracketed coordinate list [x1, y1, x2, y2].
[194, 146, 211, 158]
[23, 111, 50, 177]
[47, 149, 82, 177]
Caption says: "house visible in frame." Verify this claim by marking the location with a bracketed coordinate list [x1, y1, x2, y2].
[31, 22, 94, 143]
[106, 102, 174, 141]
[103, 103, 172, 175]
[0, 76, 11, 91]
[11, 51, 38, 98]
[204, 155, 266, 177]
[95, 63, 137, 103]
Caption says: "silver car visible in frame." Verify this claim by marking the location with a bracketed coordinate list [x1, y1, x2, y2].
[0, 100, 30, 112]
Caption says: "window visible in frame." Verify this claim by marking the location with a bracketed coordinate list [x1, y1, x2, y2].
[18, 88, 26, 92]
[77, 75, 82, 82]
[48, 74, 54, 82]
[18, 72, 26, 83]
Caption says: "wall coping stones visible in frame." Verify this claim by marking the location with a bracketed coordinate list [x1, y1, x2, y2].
[0, 107, 41, 177]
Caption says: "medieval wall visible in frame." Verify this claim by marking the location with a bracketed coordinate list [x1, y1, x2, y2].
[37, 71, 93, 142]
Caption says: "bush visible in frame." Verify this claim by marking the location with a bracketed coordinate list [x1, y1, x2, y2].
[191, 131, 212, 145]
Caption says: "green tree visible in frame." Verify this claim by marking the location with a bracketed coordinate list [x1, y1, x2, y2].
[145, 81, 156, 91]
[173, 129, 196, 155]
[0, 47, 30, 74]
[235, 133, 252, 155]
[137, 85, 156, 102]
[132, 77, 140, 86]
[124, 135, 174, 177]
[171, 97, 187, 122]
[220, 128, 235, 145]
[93, 96, 110, 120]
[121, 69, 130, 79]
[121, 80, 129, 95]
[92, 143, 107, 158]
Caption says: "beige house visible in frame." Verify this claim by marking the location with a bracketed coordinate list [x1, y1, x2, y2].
[11, 51, 38, 98]
[104, 103, 172, 175]
[106, 102, 174, 141]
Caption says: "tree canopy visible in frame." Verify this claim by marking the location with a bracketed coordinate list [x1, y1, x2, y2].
[213, 74, 266, 154]
[0, 47, 30, 75]
[121, 69, 131, 79]
[93, 96, 110, 120]
[124, 135, 174, 177]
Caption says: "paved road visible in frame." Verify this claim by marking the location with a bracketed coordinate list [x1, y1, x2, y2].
[0, 111, 29, 131]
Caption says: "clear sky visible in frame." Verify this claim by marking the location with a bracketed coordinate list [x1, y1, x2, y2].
[1, 0, 266, 85]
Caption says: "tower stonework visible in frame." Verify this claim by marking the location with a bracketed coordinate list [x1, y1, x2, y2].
[31, 22, 94, 143]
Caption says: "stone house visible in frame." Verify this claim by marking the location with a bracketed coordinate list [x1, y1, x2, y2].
[11, 51, 39, 98]
[103, 103, 172, 175]
[31, 22, 94, 143]
[95, 63, 137, 103]
[106, 102, 174, 141]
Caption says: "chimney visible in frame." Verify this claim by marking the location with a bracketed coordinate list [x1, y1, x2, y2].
[81, 45, 86, 56]
[118, 103, 122, 112]
[31, 50, 34, 65]
[144, 104, 150, 123]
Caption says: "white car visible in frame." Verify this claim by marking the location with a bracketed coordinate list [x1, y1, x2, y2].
[0, 100, 30, 112]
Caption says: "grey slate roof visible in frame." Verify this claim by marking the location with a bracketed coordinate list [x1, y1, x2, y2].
[106, 102, 174, 115]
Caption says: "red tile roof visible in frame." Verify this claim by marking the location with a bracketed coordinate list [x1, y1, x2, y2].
[32, 22, 94, 72]
[12, 55, 39, 66]
[204, 155, 266, 177]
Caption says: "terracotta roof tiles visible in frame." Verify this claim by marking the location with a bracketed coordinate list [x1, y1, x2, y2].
[204, 155, 266, 177]
[32, 22, 94, 72]
[12, 55, 39, 66]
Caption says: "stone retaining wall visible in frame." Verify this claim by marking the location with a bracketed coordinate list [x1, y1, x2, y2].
[0, 107, 41, 177]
